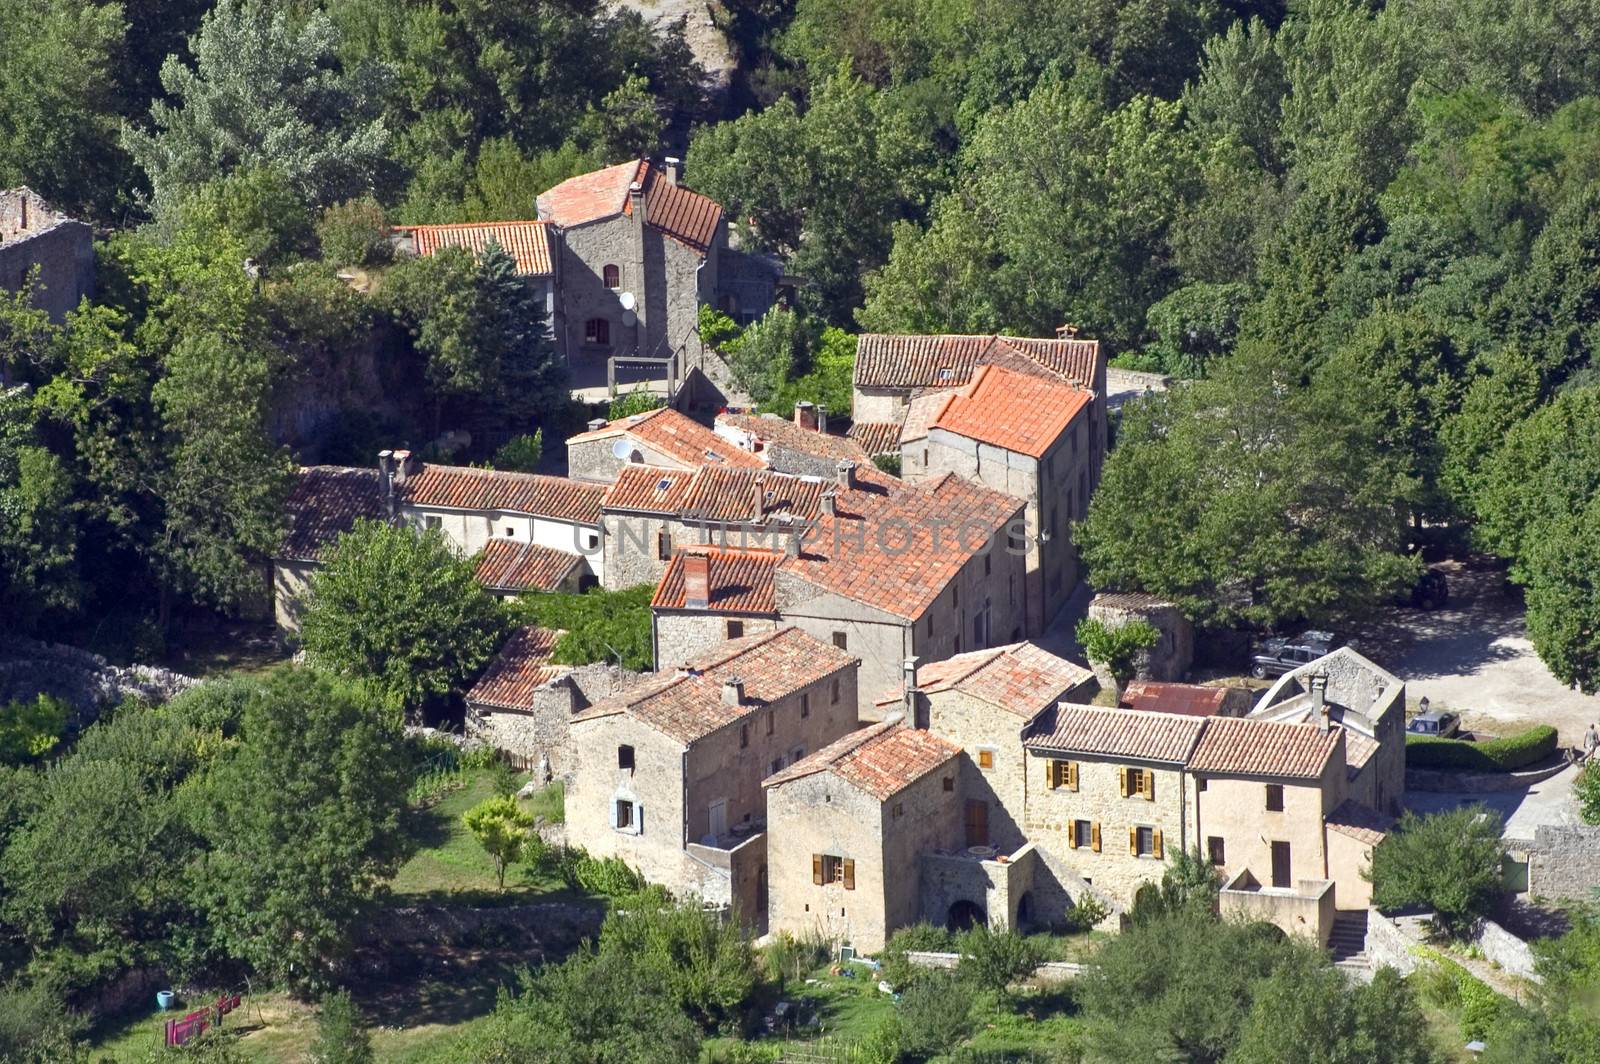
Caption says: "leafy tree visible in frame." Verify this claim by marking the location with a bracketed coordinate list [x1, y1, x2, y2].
[591, 897, 762, 1033]
[1523, 501, 1600, 693]
[1142, 282, 1250, 378]
[896, 968, 975, 1056]
[316, 197, 392, 269]
[0, 695, 69, 766]
[463, 795, 536, 891]
[123, 0, 392, 211]
[573, 75, 665, 162]
[461, 140, 601, 224]
[513, 585, 655, 672]
[1075, 618, 1160, 687]
[607, 389, 664, 420]
[1575, 763, 1600, 825]
[187, 668, 408, 993]
[725, 306, 804, 404]
[307, 990, 374, 1064]
[955, 925, 1040, 995]
[1367, 806, 1506, 936]
[1230, 961, 1439, 1064]
[1128, 847, 1221, 926]
[299, 519, 509, 714]
[0, 979, 89, 1064]
[760, 326, 857, 421]
[492, 432, 543, 473]
[0, 385, 81, 629]
[696, 306, 743, 352]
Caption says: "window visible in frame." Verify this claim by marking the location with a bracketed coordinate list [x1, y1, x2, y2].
[954, 635, 961, 653]
[505, 526, 514, 537]
[926, 615, 933, 637]
[740, 723, 749, 749]
[611, 798, 641, 834]
[1046, 759, 1078, 791]
[964, 800, 989, 846]
[832, 631, 848, 650]
[800, 692, 810, 718]
[1070, 819, 1098, 851]
[830, 678, 840, 705]
[1007, 527, 1025, 553]
[942, 776, 953, 792]
[953, 585, 959, 608]
[726, 619, 744, 639]
[1196, 777, 1208, 792]
[771, 757, 783, 775]
[582, 531, 599, 551]
[765, 711, 774, 736]
[618, 745, 634, 771]
[585, 317, 610, 345]
[1131, 825, 1162, 858]
[423, 515, 441, 530]
[603, 264, 620, 289]
[1121, 767, 1154, 800]
[1207, 836, 1226, 866]
[814, 853, 854, 889]
[1265, 784, 1284, 812]
[1271, 840, 1291, 888]
[893, 802, 904, 819]
[977, 749, 995, 770]
[657, 530, 671, 560]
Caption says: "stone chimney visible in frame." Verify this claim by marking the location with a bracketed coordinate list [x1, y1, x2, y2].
[817, 403, 829, 434]
[629, 180, 646, 227]
[1310, 671, 1329, 732]
[587, 417, 608, 432]
[903, 657, 920, 723]
[835, 460, 854, 490]
[820, 490, 836, 517]
[684, 553, 710, 609]
[794, 400, 817, 431]
[392, 449, 415, 487]
[664, 157, 681, 186]
[1056, 323, 1079, 340]
[784, 531, 801, 558]
[378, 450, 397, 520]
[722, 675, 745, 706]
[753, 479, 766, 521]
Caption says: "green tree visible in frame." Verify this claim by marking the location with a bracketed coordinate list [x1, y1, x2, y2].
[513, 585, 655, 672]
[0, 980, 89, 1064]
[1523, 501, 1600, 693]
[299, 519, 508, 714]
[463, 795, 536, 891]
[0, 385, 81, 629]
[1367, 806, 1506, 936]
[955, 925, 1040, 995]
[123, 0, 391, 211]
[0, 695, 69, 766]
[1575, 763, 1600, 825]
[492, 432, 543, 473]
[1129, 847, 1222, 926]
[187, 668, 408, 993]
[1075, 618, 1160, 688]
[1229, 962, 1439, 1064]
[307, 990, 374, 1064]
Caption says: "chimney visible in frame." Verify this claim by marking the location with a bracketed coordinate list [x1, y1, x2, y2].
[794, 400, 817, 430]
[784, 531, 800, 558]
[378, 450, 397, 520]
[902, 657, 918, 694]
[817, 403, 828, 434]
[820, 490, 836, 517]
[903, 657, 920, 723]
[722, 675, 745, 706]
[1056, 323, 1079, 340]
[835, 460, 854, 490]
[664, 157, 681, 186]
[683, 553, 710, 609]
[753, 479, 766, 521]
[629, 180, 646, 228]
[392, 449, 414, 487]
[587, 417, 608, 432]
[1310, 671, 1329, 732]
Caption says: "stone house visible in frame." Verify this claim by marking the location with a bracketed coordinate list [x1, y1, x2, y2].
[763, 720, 964, 953]
[464, 626, 639, 776]
[714, 406, 871, 479]
[536, 158, 777, 365]
[566, 406, 764, 484]
[274, 466, 386, 630]
[394, 220, 558, 341]
[900, 364, 1097, 634]
[647, 462, 1029, 718]
[1085, 592, 1196, 683]
[565, 627, 859, 925]
[0, 188, 94, 327]
[848, 330, 1107, 475]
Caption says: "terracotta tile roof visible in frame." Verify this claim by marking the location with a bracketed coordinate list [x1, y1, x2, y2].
[927, 365, 1091, 458]
[716, 413, 868, 464]
[1344, 731, 1379, 776]
[897, 389, 955, 444]
[780, 471, 1021, 621]
[854, 334, 1103, 393]
[536, 159, 723, 253]
[567, 408, 764, 471]
[466, 627, 569, 711]
[684, 468, 828, 524]
[1120, 681, 1233, 717]
[652, 547, 781, 614]
[473, 540, 583, 592]
[847, 421, 904, 457]
[1024, 705, 1206, 764]
[1186, 716, 1343, 780]
[764, 721, 961, 801]
[875, 642, 1093, 718]
[1325, 799, 1394, 846]
[1091, 591, 1178, 611]
[280, 466, 384, 562]
[401, 221, 555, 276]
[570, 627, 855, 744]
[602, 466, 698, 514]
[404, 466, 605, 524]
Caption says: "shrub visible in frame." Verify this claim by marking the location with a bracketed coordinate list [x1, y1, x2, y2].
[855, 1015, 906, 1064]
[957, 926, 1041, 993]
[1064, 895, 1109, 932]
[316, 197, 391, 268]
[1405, 725, 1559, 772]
[608, 387, 663, 420]
[1074, 618, 1160, 686]
[1576, 762, 1600, 825]
[492, 432, 543, 472]
[896, 969, 974, 1056]
[556, 849, 648, 897]
[0, 695, 70, 765]
[594, 898, 764, 1035]
[698, 305, 743, 351]
[880, 923, 955, 988]
[307, 990, 374, 1064]
[1368, 806, 1506, 936]
[762, 931, 830, 986]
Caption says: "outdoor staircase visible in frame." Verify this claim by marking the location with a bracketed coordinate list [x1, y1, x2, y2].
[1328, 910, 1370, 972]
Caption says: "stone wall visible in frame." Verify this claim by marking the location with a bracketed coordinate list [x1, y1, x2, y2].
[0, 188, 94, 322]
[0, 636, 195, 723]
[357, 901, 604, 947]
[1218, 873, 1335, 946]
[1087, 595, 1194, 682]
[468, 662, 640, 779]
[654, 610, 781, 670]
[1527, 824, 1600, 901]
[1365, 910, 1428, 976]
[1475, 918, 1539, 981]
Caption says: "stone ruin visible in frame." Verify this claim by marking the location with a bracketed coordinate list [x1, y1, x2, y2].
[0, 635, 196, 725]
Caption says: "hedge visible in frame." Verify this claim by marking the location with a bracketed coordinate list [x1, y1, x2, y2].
[1405, 725, 1560, 772]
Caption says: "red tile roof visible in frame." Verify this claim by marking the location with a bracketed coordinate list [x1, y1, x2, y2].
[466, 627, 570, 711]
[854, 334, 1103, 394]
[404, 466, 605, 524]
[1343, 731, 1379, 776]
[602, 466, 698, 514]
[473, 540, 583, 593]
[716, 413, 868, 464]
[570, 627, 856, 744]
[847, 421, 904, 457]
[605, 464, 831, 524]
[898, 389, 955, 444]
[763, 721, 961, 801]
[280, 466, 385, 562]
[1025, 705, 1206, 764]
[537, 159, 724, 253]
[1120, 681, 1233, 717]
[927, 365, 1091, 458]
[876, 642, 1093, 718]
[401, 221, 556, 276]
[1186, 717, 1343, 780]
[652, 547, 781, 615]
[567, 408, 764, 471]
[1325, 799, 1393, 846]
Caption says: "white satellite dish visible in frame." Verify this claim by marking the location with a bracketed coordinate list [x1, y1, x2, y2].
[611, 438, 633, 460]
[619, 291, 636, 311]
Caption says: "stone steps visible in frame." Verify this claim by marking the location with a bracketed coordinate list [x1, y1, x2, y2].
[1328, 911, 1370, 968]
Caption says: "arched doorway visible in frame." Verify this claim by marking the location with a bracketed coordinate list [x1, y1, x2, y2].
[947, 899, 985, 932]
[1015, 891, 1034, 932]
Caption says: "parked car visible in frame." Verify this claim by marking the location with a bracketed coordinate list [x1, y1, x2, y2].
[1407, 709, 1461, 738]
[1249, 630, 1340, 679]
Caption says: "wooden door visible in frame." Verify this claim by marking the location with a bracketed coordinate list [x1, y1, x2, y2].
[964, 800, 989, 847]
[1270, 840, 1292, 888]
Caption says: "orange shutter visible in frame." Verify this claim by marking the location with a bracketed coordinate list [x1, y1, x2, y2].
[812, 854, 823, 885]
[1067, 761, 1079, 791]
[1128, 827, 1138, 855]
[1046, 760, 1059, 790]
[1091, 822, 1101, 852]
[1143, 771, 1156, 801]
[1067, 822, 1078, 849]
[1118, 767, 1129, 797]
[1153, 829, 1164, 859]
[843, 859, 856, 891]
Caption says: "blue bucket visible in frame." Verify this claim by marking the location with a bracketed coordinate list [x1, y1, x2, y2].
[156, 990, 175, 1011]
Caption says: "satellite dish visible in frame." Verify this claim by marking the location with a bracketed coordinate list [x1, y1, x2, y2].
[611, 438, 633, 460]
[621, 309, 638, 328]
[619, 291, 636, 311]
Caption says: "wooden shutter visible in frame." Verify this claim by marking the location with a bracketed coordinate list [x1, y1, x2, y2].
[1091, 822, 1101, 852]
[812, 854, 823, 885]
[608, 800, 620, 830]
[1067, 761, 1079, 791]
[1153, 829, 1164, 860]
[1142, 770, 1156, 801]
[843, 859, 856, 891]
[1128, 827, 1138, 855]
[1067, 822, 1078, 849]
[1045, 760, 1059, 790]
[1118, 766, 1129, 797]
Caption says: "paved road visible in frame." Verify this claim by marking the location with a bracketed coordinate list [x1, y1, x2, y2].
[1403, 764, 1582, 839]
